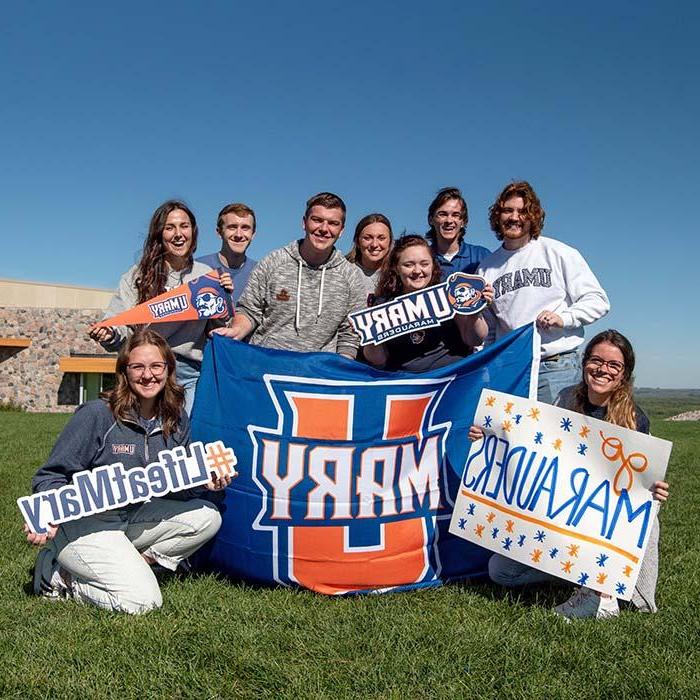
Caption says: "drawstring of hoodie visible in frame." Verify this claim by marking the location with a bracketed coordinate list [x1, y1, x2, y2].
[294, 259, 327, 332]
[295, 259, 303, 331]
[317, 267, 326, 318]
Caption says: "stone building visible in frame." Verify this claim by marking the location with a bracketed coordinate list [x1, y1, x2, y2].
[0, 278, 116, 412]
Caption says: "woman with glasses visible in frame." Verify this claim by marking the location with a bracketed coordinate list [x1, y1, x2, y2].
[25, 329, 230, 614]
[473, 329, 669, 619]
[89, 200, 231, 414]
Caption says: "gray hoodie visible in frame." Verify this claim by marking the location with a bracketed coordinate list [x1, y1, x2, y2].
[237, 240, 365, 357]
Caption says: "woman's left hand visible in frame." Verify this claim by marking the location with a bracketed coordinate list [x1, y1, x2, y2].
[219, 271, 234, 294]
[482, 283, 494, 305]
[652, 480, 669, 502]
[206, 472, 233, 491]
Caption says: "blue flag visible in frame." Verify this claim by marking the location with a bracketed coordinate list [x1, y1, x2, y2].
[191, 324, 537, 594]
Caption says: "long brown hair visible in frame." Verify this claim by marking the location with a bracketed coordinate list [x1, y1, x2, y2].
[489, 181, 545, 240]
[135, 200, 198, 303]
[104, 329, 185, 437]
[573, 329, 638, 429]
[347, 213, 393, 264]
[376, 235, 441, 300]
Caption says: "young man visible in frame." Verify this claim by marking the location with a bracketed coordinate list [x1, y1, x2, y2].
[213, 192, 366, 359]
[197, 203, 257, 303]
[427, 187, 491, 279]
[477, 181, 610, 403]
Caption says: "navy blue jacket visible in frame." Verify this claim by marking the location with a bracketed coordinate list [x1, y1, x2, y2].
[32, 399, 192, 495]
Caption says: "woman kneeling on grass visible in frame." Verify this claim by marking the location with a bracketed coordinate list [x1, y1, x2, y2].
[24, 329, 230, 615]
[470, 329, 670, 620]
[363, 235, 493, 372]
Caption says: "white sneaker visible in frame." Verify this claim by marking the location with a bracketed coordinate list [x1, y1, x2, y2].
[554, 587, 619, 620]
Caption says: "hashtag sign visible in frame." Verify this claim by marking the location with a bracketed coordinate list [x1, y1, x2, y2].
[205, 441, 238, 479]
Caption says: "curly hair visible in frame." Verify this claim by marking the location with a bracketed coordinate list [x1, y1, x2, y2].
[488, 181, 545, 240]
[427, 187, 468, 244]
[134, 200, 199, 303]
[346, 213, 393, 264]
[376, 235, 442, 300]
[103, 329, 185, 437]
[572, 329, 638, 430]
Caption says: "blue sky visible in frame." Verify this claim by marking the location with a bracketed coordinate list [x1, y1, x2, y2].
[1, 1, 698, 388]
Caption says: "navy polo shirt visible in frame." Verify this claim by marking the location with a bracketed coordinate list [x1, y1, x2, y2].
[433, 239, 491, 280]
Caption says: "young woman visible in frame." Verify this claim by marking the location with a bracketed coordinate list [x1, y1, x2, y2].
[363, 235, 492, 372]
[26, 329, 230, 614]
[90, 200, 231, 414]
[346, 213, 393, 306]
[473, 330, 669, 619]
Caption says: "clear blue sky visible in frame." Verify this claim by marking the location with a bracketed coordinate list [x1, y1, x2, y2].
[1, 1, 697, 388]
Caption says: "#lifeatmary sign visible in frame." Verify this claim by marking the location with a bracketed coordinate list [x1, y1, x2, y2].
[18, 442, 238, 534]
[449, 390, 672, 600]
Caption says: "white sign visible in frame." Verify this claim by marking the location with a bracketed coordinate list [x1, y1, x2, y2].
[449, 390, 672, 600]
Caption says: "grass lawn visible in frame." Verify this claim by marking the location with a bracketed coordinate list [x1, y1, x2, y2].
[1, 399, 699, 699]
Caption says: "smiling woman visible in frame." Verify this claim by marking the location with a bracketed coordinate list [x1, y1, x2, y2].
[26, 329, 229, 614]
[482, 329, 670, 620]
[89, 200, 228, 414]
[362, 235, 492, 372]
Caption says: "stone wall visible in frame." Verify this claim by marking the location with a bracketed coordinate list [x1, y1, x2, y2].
[0, 307, 113, 412]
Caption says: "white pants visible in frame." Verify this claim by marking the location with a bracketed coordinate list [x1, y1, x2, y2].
[51, 498, 221, 614]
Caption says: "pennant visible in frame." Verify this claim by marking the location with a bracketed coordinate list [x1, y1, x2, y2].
[350, 272, 487, 346]
[96, 271, 233, 327]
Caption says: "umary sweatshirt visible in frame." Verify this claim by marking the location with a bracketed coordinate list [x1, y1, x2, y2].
[236, 240, 366, 357]
[477, 237, 610, 358]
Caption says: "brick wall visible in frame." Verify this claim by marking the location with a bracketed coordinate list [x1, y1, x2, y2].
[0, 307, 113, 412]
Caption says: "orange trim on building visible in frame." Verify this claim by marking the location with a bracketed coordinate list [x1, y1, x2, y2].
[0, 337, 32, 348]
[58, 357, 117, 373]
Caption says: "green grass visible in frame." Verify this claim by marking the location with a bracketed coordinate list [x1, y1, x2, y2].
[2, 398, 699, 699]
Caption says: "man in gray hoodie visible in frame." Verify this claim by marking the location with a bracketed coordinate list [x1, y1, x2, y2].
[213, 192, 366, 359]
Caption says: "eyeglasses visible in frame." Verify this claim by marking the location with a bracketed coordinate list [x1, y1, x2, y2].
[126, 362, 168, 377]
[586, 356, 625, 375]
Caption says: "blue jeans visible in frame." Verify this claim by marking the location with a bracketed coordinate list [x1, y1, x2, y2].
[537, 350, 581, 404]
[488, 553, 557, 588]
[176, 358, 201, 416]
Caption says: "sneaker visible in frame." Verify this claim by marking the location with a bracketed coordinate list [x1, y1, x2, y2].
[32, 548, 70, 600]
[554, 587, 620, 620]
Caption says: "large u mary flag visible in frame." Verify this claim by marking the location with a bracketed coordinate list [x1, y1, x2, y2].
[191, 325, 538, 594]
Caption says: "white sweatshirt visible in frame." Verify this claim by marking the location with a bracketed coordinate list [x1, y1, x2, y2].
[477, 237, 610, 358]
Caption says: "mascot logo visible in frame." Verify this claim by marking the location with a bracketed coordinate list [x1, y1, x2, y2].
[249, 374, 455, 594]
[194, 288, 226, 318]
[446, 273, 485, 312]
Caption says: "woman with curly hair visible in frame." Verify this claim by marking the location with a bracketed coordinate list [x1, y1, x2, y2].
[363, 235, 492, 372]
[26, 329, 230, 614]
[473, 330, 669, 620]
[90, 200, 230, 413]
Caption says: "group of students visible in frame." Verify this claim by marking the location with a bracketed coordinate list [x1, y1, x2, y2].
[25, 181, 668, 619]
